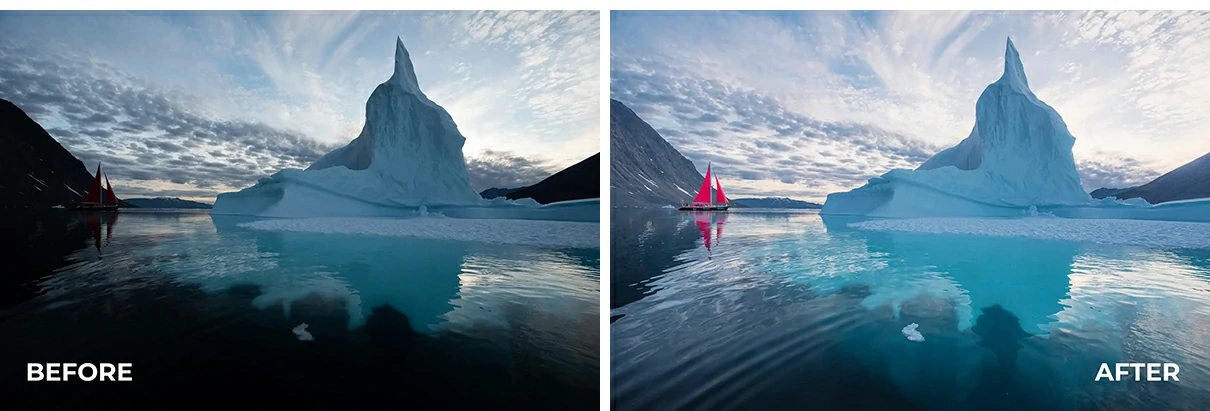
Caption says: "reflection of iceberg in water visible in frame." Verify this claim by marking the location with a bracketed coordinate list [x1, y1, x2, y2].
[196, 215, 465, 334]
[820, 215, 1073, 335]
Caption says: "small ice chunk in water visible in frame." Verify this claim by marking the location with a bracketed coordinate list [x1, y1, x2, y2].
[293, 323, 314, 341]
[902, 323, 924, 342]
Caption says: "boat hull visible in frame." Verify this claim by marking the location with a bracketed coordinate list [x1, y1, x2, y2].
[72, 204, 119, 211]
[678, 205, 729, 211]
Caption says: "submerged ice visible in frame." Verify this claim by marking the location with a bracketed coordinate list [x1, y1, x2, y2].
[849, 216, 1210, 249]
[212, 38, 496, 218]
[134, 214, 600, 335]
[821, 38, 1210, 221]
[238, 216, 600, 249]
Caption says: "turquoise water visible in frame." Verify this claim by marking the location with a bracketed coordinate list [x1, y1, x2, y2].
[611, 209, 1210, 410]
[3, 210, 599, 408]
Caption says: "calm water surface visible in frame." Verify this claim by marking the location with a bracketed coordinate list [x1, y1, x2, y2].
[611, 208, 1210, 410]
[2, 209, 599, 408]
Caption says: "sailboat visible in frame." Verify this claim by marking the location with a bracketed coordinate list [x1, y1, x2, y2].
[73, 162, 120, 211]
[678, 163, 730, 211]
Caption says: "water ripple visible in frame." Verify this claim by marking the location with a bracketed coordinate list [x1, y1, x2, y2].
[612, 209, 1210, 410]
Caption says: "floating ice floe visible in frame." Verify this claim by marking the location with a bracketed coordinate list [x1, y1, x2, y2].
[902, 323, 924, 342]
[293, 323, 314, 341]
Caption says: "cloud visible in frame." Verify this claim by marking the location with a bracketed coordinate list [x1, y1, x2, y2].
[612, 53, 943, 200]
[611, 11, 1209, 201]
[464, 150, 556, 191]
[1076, 156, 1164, 190]
[0, 41, 336, 197]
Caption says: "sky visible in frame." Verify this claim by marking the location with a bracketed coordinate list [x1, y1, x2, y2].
[611, 10, 1210, 203]
[0, 11, 600, 202]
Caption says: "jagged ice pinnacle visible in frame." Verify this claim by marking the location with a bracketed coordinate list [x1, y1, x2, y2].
[821, 37, 1092, 217]
[822, 37, 1210, 222]
[212, 37, 484, 217]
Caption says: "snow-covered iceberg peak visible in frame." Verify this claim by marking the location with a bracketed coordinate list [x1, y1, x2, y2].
[386, 37, 442, 110]
[957, 36, 1087, 204]
[389, 37, 422, 93]
[212, 37, 483, 217]
[822, 37, 1092, 218]
[997, 37, 1030, 92]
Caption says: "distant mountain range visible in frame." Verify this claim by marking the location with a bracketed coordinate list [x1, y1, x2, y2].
[730, 197, 823, 209]
[479, 187, 520, 200]
[0, 98, 131, 209]
[1091, 152, 1210, 204]
[505, 153, 599, 204]
[610, 99, 717, 208]
[124, 197, 213, 209]
[1088, 187, 1131, 199]
[479, 153, 600, 204]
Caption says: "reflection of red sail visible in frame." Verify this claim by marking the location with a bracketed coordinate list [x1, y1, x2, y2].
[84, 212, 117, 255]
[105, 212, 117, 244]
[693, 211, 712, 251]
[715, 212, 727, 244]
[85, 212, 102, 251]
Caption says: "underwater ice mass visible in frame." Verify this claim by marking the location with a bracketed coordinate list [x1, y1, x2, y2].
[238, 215, 600, 249]
[849, 217, 1210, 249]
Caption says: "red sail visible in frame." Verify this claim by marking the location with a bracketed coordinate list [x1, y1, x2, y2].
[692, 164, 713, 203]
[83, 163, 104, 204]
[715, 174, 728, 204]
[104, 172, 118, 205]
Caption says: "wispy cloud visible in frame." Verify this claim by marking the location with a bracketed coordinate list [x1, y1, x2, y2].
[611, 11, 1209, 202]
[0, 11, 599, 201]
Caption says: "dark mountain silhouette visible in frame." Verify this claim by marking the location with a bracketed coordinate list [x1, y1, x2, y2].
[610, 99, 717, 208]
[0, 98, 128, 209]
[1089, 187, 1133, 199]
[505, 153, 599, 204]
[731, 197, 823, 209]
[124, 197, 212, 209]
[479, 187, 521, 200]
[1093, 152, 1210, 204]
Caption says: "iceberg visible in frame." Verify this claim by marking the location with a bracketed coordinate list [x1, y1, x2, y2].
[213, 38, 518, 218]
[821, 38, 1210, 222]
